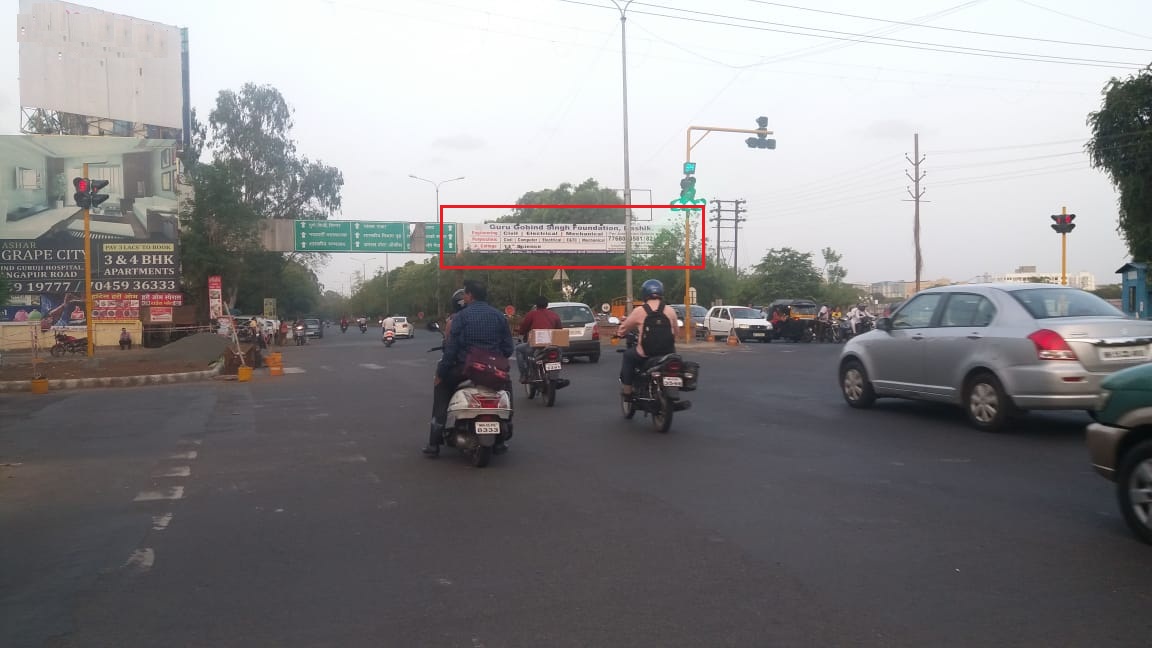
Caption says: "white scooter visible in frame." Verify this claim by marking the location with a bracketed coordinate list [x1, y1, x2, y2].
[426, 321, 514, 468]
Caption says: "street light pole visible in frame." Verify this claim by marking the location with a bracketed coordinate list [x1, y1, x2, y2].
[409, 175, 465, 316]
[611, 0, 635, 306]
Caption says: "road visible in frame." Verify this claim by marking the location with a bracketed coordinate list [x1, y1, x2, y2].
[2, 327, 1150, 647]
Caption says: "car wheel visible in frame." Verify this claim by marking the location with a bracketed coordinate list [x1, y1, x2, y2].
[840, 359, 876, 409]
[1117, 440, 1152, 545]
[963, 372, 1012, 433]
[589, 352, 600, 364]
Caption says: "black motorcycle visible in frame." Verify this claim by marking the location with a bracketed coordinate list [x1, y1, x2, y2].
[50, 331, 87, 356]
[522, 344, 570, 407]
[614, 330, 697, 433]
[359, 322, 367, 334]
[341, 322, 348, 333]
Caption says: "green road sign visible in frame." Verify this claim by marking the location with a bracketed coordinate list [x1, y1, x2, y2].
[424, 223, 458, 254]
[295, 220, 352, 251]
[352, 221, 408, 252]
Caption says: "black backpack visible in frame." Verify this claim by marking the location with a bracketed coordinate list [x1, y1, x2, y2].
[640, 300, 676, 356]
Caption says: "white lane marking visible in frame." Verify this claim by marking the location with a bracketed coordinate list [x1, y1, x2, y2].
[282, 367, 306, 374]
[340, 455, 368, 463]
[437, 578, 453, 586]
[169, 451, 198, 460]
[153, 466, 191, 478]
[320, 365, 335, 372]
[124, 548, 155, 572]
[152, 513, 173, 530]
[359, 363, 385, 370]
[134, 486, 185, 502]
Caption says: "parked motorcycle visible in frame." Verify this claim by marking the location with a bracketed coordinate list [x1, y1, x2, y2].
[426, 321, 514, 468]
[383, 329, 395, 347]
[294, 324, 307, 346]
[613, 328, 697, 433]
[50, 331, 87, 356]
[522, 343, 570, 407]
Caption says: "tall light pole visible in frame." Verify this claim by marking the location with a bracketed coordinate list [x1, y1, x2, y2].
[409, 175, 465, 316]
[611, 0, 636, 306]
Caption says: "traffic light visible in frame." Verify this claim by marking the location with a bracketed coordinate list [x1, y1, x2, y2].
[747, 115, 776, 149]
[1050, 213, 1076, 234]
[88, 179, 110, 208]
[679, 175, 697, 202]
[73, 177, 91, 209]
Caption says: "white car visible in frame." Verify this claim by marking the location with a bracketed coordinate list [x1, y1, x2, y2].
[385, 316, 413, 339]
[704, 305, 773, 343]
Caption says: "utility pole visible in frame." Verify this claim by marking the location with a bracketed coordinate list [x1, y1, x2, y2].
[82, 162, 93, 357]
[709, 199, 747, 275]
[904, 134, 927, 293]
[611, 0, 635, 306]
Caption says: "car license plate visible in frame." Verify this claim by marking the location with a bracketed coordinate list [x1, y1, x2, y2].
[474, 421, 501, 435]
[663, 377, 683, 387]
[545, 362, 562, 372]
[1100, 347, 1149, 361]
[753, 332, 765, 337]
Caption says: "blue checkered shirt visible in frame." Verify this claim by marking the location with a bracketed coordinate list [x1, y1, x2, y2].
[438, 300, 514, 378]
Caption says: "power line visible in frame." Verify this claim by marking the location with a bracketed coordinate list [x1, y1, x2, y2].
[1014, 0, 1152, 41]
[930, 128, 1152, 154]
[741, 0, 1152, 52]
[558, 0, 1146, 68]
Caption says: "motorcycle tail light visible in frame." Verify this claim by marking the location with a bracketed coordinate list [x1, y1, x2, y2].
[546, 349, 560, 362]
[664, 360, 683, 373]
[467, 394, 503, 409]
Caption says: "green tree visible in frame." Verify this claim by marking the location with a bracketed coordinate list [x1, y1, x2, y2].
[1093, 284, 1122, 299]
[502, 179, 626, 224]
[821, 247, 847, 284]
[1087, 64, 1152, 261]
[745, 248, 823, 304]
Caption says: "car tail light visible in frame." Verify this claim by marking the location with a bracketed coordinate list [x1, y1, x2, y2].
[1028, 329, 1077, 360]
[592, 326, 600, 340]
[466, 394, 503, 408]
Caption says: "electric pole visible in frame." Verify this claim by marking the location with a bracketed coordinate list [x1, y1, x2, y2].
[709, 199, 746, 275]
[904, 133, 927, 293]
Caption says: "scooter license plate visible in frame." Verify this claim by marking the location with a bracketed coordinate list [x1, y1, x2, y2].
[545, 362, 562, 372]
[474, 421, 501, 435]
[663, 377, 683, 387]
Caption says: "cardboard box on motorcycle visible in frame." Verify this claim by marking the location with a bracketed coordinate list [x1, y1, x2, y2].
[530, 329, 569, 348]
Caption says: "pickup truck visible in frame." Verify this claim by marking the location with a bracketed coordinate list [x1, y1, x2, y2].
[703, 306, 772, 343]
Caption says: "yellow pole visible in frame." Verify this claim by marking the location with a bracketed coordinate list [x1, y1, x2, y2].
[83, 163, 94, 357]
[1060, 206, 1068, 286]
[683, 134, 693, 344]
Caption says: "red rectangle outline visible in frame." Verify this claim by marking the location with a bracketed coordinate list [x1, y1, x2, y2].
[437, 204, 706, 271]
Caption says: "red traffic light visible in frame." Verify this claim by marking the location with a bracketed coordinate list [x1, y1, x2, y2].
[73, 177, 88, 193]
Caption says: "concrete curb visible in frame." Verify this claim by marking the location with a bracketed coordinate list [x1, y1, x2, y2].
[0, 363, 224, 393]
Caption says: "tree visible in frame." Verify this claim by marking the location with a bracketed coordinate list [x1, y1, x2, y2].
[821, 247, 847, 284]
[1094, 284, 1122, 299]
[744, 248, 823, 304]
[1087, 64, 1152, 261]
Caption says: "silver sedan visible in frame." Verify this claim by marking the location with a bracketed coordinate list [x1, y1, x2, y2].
[838, 283, 1152, 431]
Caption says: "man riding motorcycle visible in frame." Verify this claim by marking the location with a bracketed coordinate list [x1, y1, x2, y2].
[515, 296, 562, 383]
[340, 316, 348, 332]
[616, 279, 680, 400]
[424, 280, 514, 457]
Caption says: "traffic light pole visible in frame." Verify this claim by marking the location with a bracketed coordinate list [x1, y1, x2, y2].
[1060, 206, 1068, 286]
[682, 124, 773, 344]
[82, 162, 94, 357]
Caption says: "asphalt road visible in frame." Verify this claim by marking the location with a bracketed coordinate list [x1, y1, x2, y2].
[2, 326, 1150, 647]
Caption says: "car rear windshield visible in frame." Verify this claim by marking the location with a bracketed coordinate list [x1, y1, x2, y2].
[728, 307, 763, 319]
[1010, 288, 1123, 319]
[551, 306, 594, 325]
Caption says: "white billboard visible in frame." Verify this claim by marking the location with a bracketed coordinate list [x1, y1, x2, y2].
[461, 223, 667, 254]
[18, 0, 184, 129]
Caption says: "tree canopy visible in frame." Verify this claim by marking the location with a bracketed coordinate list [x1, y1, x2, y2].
[1087, 64, 1152, 261]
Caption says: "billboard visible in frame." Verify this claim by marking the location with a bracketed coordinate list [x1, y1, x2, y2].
[0, 135, 182, 322]
[18, 0, 184, 130]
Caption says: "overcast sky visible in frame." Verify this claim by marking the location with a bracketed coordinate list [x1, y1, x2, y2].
[3, 0, 1150, 295]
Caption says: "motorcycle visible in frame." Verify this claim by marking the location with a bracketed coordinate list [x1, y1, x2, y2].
[50, 331, 87, 356]
[521, 343, 570, 407]
[294, 324, 307, 346]
[383, 329, 395, 347]
[614, 329, 697, 434]
[359, 322, 368, 334]
[341, 322, 348, 333]
[426, 321, 513, 468]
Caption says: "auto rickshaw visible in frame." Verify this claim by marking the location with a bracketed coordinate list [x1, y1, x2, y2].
[764, 298, 818, 342]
